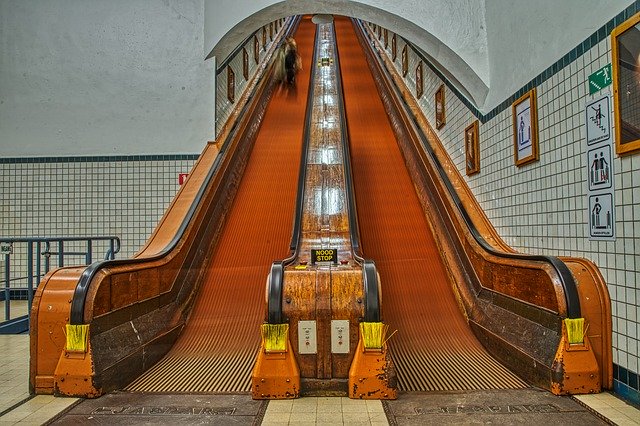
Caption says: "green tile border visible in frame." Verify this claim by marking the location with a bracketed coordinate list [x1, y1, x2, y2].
[0, 154, 199, 164]
[365, 0, 640, 123]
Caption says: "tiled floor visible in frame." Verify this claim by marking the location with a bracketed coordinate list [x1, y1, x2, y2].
[0, 335, 30, 414]
[262, 397, 388, 425]
[575, 393, 640, 426]
[1, 333, 639, 425]
[0, 301, 29, 323]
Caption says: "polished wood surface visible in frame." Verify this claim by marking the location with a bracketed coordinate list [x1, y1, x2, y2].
[280, 21, 364, 384]
[336, 17, 526, 391]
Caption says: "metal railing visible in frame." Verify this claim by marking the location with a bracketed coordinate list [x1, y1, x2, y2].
[0, 236, 120, 333]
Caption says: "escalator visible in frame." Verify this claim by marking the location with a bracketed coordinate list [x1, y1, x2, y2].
[30, 17, 316, 396]
[30, 14, 610, 399]
[334, 16, 525, 391]
[335, 16, 611, 394]
[125, 18, 316, 393]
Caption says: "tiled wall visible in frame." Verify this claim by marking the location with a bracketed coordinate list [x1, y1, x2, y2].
[0, 155, 197, 297]
[364, 5, 640, 404]
[0, 17, 292, 307]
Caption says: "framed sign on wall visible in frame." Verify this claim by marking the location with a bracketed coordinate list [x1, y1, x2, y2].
[612, 11, 640, 155]
[435, 84, 446, 129]
[512, 88, 539, 166]
[416, 62, 423, 99]
[227, 66, 235, 103]
[253, 35, 259, 64]
[402, 44, 408, 77]
[243, 48, 249, 81]
[391, 34, 397, 62]
[465, 120, 480, 175]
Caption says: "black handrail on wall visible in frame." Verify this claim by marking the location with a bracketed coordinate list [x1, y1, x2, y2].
[69, 19, 302, 325]
[355, 19, 581, 319]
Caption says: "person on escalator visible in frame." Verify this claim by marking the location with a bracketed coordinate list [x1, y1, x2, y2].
[284, 37, 301, 85]
[275, 37, 301, 86]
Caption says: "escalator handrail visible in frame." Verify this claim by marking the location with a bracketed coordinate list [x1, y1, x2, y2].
[69, 18, 301, 325]
[355, 19, 580, 319]
[267, 22, 321, 324]
[332, 22, 380, 322]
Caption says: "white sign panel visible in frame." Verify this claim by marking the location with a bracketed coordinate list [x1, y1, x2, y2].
[586, 96, 610, 146]
[298, 320, 317, 354]
[585, 93, 615, 241]
[0, 242, 12, 255]
[587, 145, 613, 191]
[515, 99, 533, 158]
[588, 194, 614, 238]
[331, 320, 350, 354]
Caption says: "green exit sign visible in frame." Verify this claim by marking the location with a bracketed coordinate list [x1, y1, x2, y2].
[589, 64, 612, 95]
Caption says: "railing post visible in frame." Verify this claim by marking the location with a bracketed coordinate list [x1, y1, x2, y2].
[4, 253, 10, 321]
[109, 239, 115, 260]
[27, 241, 34, 315]
[36, 242, 42, 286]
[44, 242, 51, 273]
[58, 240, 64, 268]
[86, 239, 92, 264]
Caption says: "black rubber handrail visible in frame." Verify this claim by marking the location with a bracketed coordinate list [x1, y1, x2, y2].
[355, 19, 580, 319]
[267, 23, 321, 324]
[70, 18, 301, 325]
[332, 22, 380, 323]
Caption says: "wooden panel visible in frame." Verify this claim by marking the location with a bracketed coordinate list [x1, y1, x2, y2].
[283, 269, 318, 378]
[330, 269, 364, 378]
[110, 273, 138, 310]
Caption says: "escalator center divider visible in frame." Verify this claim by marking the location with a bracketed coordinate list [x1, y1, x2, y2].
[267, 21, 381, 326]
[267, 23, 320, 325]
[255, 18, 394, 400]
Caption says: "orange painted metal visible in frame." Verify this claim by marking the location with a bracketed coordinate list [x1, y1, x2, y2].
[252, 338, 301, 399]
[562, 257, 613, 389]
[54, 341, 100, 397]
[30, 266, 85, 395]
[551, 322, 601, 395]
[348, 339, 397, 400]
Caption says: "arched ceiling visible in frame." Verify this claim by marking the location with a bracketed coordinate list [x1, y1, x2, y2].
[204, 0, 489, 108]
[204, 0, 633, 113]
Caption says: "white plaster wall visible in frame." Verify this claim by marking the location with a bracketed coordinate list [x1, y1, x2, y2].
[205, 0, 488, 83]
[205, 0, 634, 112]
[0, 0, 214, 157]
[367, 0, 488, 84]
[484, 0, 633, 109]
[1, 0, 635, 155]
[205, 0, 490, 107]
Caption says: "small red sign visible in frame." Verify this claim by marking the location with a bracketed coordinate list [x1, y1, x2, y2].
[178, 173, 189, 185]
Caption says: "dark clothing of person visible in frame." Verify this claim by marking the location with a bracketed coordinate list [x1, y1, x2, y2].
[285, 49, 297, 84]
